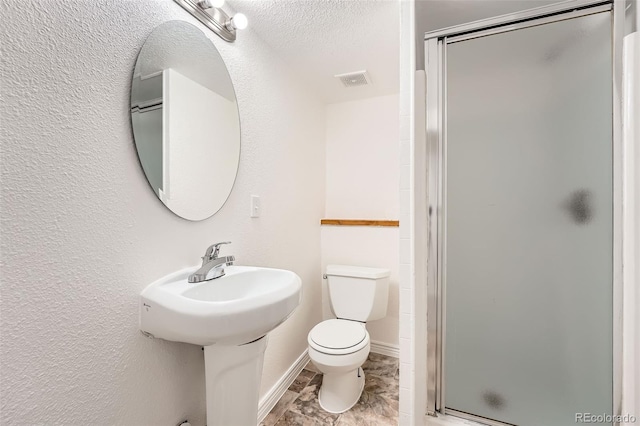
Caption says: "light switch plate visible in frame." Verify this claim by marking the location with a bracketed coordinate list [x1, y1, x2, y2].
[250, 195, 260, 218]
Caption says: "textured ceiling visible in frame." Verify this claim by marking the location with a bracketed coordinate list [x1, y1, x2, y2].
[232, 0, 400, 104]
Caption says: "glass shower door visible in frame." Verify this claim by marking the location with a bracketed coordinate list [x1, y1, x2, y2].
[443, 10, 613, 426]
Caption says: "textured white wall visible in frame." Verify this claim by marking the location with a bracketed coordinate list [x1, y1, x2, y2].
[322, 94, 399, 347]
[0, 0, 325, 425]
[325, 94, 400, 219]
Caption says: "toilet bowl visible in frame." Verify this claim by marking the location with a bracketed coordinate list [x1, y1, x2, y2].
[308, 319, 371, 413]
[307, 265, 390, 414]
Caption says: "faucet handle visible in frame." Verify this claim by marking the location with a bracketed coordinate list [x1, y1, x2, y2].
[203, 241, 231, 262]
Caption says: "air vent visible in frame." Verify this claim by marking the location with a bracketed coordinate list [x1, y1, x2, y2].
[335, 70, 371, 88]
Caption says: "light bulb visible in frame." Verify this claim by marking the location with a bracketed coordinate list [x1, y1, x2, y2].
[211, 0, 225, 7]
[230, 13, 248, 30]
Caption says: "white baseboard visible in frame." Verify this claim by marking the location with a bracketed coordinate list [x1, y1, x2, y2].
[257, 349, 310, 423]
[370, 340, 399, 358]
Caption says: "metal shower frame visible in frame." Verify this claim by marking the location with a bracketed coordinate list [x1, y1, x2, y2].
[423, 1, 625, 424]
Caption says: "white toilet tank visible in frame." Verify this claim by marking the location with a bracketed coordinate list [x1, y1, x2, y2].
[326, 265, 390, 322]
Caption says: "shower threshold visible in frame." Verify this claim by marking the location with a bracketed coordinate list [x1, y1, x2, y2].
[426, 413, 486, 426]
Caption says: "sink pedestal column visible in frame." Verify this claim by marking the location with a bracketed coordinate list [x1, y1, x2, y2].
[203, 336, 268, 426]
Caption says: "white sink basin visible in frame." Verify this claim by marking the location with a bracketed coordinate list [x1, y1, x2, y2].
[139, 265, 302, 346]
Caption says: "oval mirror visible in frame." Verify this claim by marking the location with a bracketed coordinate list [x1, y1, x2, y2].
[130, 20, 240, 221]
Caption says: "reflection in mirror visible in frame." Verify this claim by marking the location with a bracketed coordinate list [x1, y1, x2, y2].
[131, 20, 240, 221]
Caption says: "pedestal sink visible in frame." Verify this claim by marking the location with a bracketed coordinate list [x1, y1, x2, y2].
[139, 265, 302, 426]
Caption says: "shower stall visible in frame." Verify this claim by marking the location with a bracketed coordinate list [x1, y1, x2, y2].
[424, 1, 631, 425]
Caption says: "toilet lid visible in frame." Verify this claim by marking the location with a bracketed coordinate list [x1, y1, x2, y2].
[309, 319, 367, 349]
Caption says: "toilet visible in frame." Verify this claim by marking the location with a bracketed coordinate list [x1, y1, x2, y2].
[307, 265, 390, 414]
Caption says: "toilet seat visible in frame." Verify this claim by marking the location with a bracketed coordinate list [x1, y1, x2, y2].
[308, 319, 369, 355]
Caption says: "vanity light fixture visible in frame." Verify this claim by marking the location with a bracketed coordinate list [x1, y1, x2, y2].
[174, 0, 247, 42]
[197, 0, 225, 8]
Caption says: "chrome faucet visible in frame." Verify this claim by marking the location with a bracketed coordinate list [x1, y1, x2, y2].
[188, 241, 235, 283]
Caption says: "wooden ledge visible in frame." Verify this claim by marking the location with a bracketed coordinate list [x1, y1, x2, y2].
[320, 219, 399, 227]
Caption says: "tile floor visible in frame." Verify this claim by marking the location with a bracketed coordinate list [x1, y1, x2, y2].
[261, 353, 399, 426]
